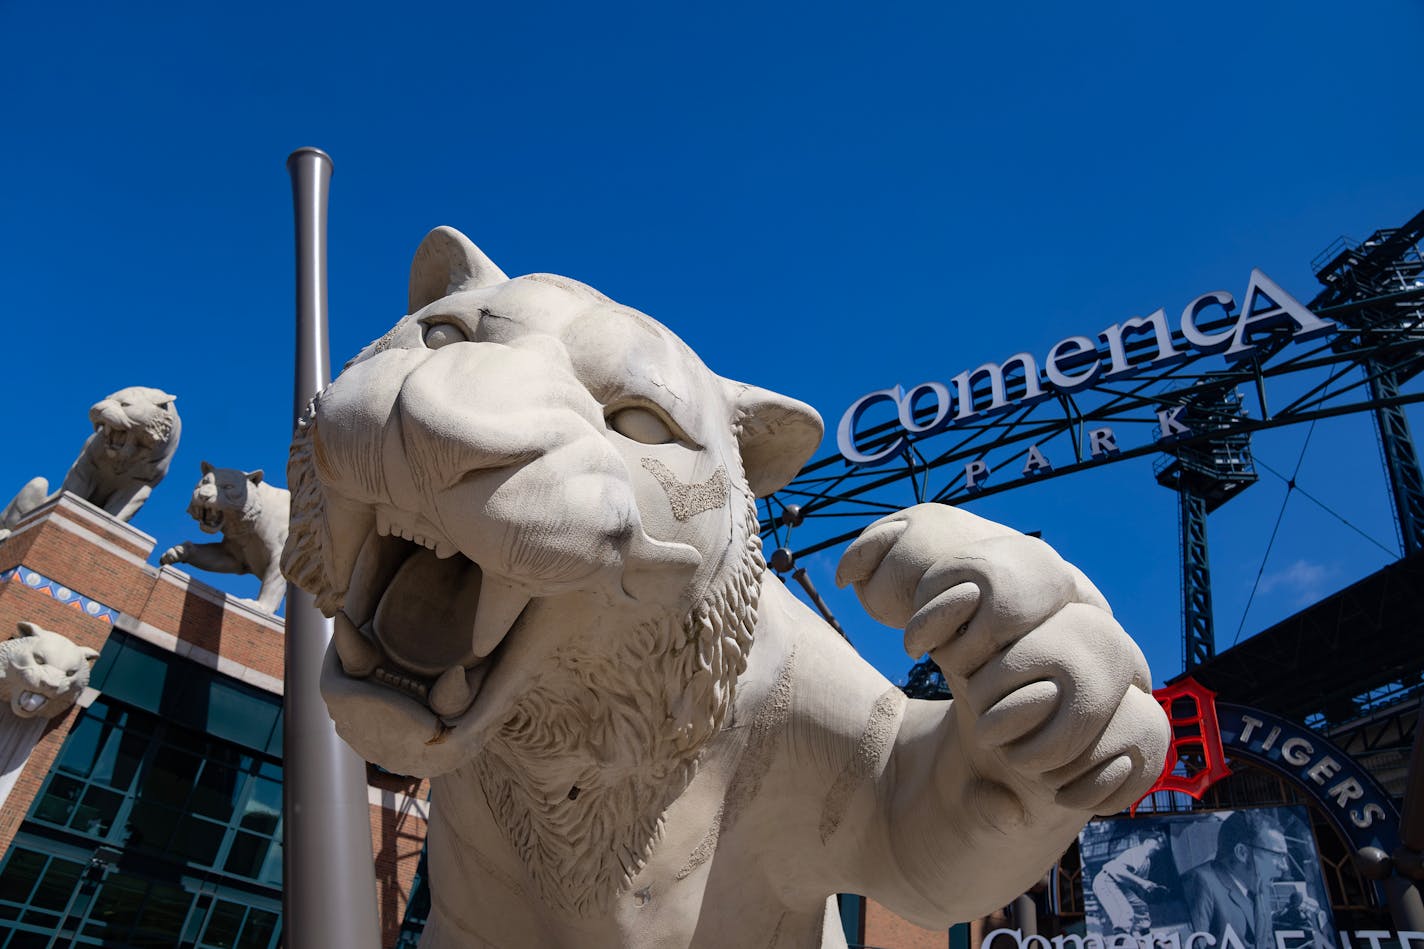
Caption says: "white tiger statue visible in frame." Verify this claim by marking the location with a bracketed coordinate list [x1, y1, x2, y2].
[282, 226, 1170, 948]
[160, 462, 290, 613]
[0, 623, 98, 719]
[0, 386, 180, 539]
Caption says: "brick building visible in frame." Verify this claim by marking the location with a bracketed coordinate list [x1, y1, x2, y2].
[0, 492, 427, 948]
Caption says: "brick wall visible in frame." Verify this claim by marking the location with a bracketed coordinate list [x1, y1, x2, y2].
[370, 786, 430, 945]
[864, 899, 949, 948]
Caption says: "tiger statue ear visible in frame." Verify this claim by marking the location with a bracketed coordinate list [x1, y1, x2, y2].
[729, 384, 823, 498]
[409, 226, 509, 313]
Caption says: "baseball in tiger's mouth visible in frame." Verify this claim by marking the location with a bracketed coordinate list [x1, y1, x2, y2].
[330, 517, 531, 722]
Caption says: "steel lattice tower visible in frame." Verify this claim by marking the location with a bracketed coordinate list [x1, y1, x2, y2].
[1311, 211, 1424, 556]
[1154, 388, 1258, 670]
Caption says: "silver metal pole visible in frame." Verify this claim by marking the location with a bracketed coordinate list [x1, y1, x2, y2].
[283, 147, 382, 948]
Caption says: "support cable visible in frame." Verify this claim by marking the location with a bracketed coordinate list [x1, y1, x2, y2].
[1254, 459, 1397, 557]
[1232, 423, 1316, 647]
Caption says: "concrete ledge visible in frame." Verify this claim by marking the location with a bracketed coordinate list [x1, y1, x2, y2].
[7, 492, 156, 558]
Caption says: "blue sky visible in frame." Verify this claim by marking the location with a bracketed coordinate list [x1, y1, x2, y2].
[2, 1, 1421, 687]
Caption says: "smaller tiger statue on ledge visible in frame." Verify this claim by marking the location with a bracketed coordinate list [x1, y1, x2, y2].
[0, 386, 181, 541]
[160, 461, 290, 614]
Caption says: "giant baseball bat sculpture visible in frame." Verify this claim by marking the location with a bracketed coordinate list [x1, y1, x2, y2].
[283, 147, 381, 948]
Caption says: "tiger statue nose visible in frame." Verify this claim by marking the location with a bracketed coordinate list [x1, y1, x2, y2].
[312, 337, 604, 513]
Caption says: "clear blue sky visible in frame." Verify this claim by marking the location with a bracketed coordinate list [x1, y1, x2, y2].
[2, 0, 1420, 687]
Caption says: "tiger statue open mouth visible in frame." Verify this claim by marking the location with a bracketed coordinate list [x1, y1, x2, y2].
[281, 227, 814, 783]
[0, 623, 98, 720]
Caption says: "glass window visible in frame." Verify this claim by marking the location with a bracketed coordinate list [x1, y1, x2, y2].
[0, 847, 43, 908]
[29, 857, 82, 912]
[207, 683, 280, 752]
[190, 762, 241, 822]
[239, 907, 279, 949]
[126, 802, 179, 853]
[141, 745, 203, 808]
[95, 642, 169, 713]
[201, 899, 246, 948]
[91, 725, 147, 791]
[72, 785, 122, 836]
[55, 715, 103, 778]
[182, 893, 213, 942]
[32, 775, 81, 827]
[222, 833, 270, 881]
[0, 691, 286, 947]
[18, 906, 60, 929]
[238, 777, 282, 835]
[83, 870, 147, 938]
[172, 815, 225, 867]
[132, 881, 193, 948]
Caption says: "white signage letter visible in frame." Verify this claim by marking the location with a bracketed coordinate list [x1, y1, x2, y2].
[1276, 932, 1306, 949]
[1281, 736, 1314, 766]
[953, 352, 1044, 421]
[965, 459, 990, 490]
[1225, 269, 1336, 360]
[837, 386, 906, 465]
[1307, 756, 1341, 785]
[1355, 931, 1391, 949]
[1158, 405, 1191, 439]
[1089, 427, 1119, 458]
[1045, 336, 1101, 390]
[1180, 290, 1237, 352]
[1238, 714, 1263, 744]
[983, 928, 1040, 949]
[1329, 777, 1363, 807]
[1024, 444, 1052, 475]
[898, 382, 954, 434]
[1351, 803, 1385, 828]
[1102, 308, 1182, 376]
[1186, 933, 1218, 949]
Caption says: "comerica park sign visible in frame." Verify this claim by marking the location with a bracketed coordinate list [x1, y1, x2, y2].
[837, 270, 1335, 469]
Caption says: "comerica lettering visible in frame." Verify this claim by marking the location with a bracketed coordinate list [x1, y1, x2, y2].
[838, 269, 1334, 465]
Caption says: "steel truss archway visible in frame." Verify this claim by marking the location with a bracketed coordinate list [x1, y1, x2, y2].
[760, 209, 1424, 672]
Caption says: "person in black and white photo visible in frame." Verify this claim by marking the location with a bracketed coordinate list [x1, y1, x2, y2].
[1091, 830, 1170, 938]
[1182, 810, 1291, 949]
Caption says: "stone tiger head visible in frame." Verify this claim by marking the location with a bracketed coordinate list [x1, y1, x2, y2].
[87, 386, 179, 467]
[281, 226, 823, 784]
[0, 623, 99, 719]
[187, 462, 267, 534]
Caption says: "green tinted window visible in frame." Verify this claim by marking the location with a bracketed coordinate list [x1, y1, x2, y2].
[0, 691, 284, 949]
